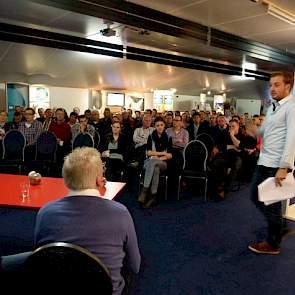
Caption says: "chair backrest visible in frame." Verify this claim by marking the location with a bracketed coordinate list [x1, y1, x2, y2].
[95, 130, 101, 149]
[72, 132, 94, 150]
[24, 242, 113, 293]
[195, 133, 215, 156]
[2, 130, 26, 161]
[182, 140, 208, 172]
[35, 131, 58, 161]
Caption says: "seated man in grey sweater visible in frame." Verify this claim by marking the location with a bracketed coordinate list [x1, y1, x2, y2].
[34, 147, 141, 294]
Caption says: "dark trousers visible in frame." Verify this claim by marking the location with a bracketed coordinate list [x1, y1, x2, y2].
[251, 165, 283, 248]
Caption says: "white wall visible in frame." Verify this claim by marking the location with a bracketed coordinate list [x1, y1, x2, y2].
[236, 99, 261, 117]
[49, 86, 89, 114]
[144, 92, 154, 110]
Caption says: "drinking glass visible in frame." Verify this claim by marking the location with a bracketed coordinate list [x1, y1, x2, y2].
[20, 182, 30, 199]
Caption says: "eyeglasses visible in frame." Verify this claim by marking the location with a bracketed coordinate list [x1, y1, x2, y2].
[173, 119, 181, 121]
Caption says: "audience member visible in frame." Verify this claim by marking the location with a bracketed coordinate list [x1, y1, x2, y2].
[101, 121, 129, 181]
[19, 107, 43, 160]
[164, 113, 173, 129]
[84, 109, 92, 121]
[48, 108, 72, 163]
[138, 117, 172, 208]
[0, 110, 11, 140]
[73, 107, 80, 115]
[37, 108, 45, 123]
[166, 114, 189, 175]
[34, 147, 141, 294]
[187, 112, 209, 141]
[132, 114, 154, 168]
[10, 111, 22, 129]
[68, 111, 78, 127]
[71, 115, 96, 143]
[42, 108, 53, 131]
[100, 108, 113, 137]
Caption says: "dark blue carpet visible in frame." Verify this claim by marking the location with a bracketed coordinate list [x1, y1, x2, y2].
[1, 184, 295, 294]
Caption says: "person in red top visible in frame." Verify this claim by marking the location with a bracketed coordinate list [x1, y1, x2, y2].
[48, 108, 72, 164]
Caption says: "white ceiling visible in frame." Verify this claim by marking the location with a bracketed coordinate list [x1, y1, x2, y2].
[2, 0, 294, 98]
[130, 0, 295, 54]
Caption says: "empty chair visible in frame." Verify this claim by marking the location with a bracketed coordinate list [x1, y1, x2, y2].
[35, 131, 58, 162]
[24, 131, 58, 176]
[23, 242, 113, 293]
[177, 140, 208, 201]
[72, 132, 94, 149]
[0, 130, 26, 174]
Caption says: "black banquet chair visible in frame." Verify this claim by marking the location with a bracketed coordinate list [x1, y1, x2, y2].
[196, 133, 215, 161]
[0, 129, 26, 174]
[177, 140, 208, 201]
[72, 132, 94, 150]
[4, 242, 113, 293]
[24, 132, 58, 176]
[35, 131, 58, 162]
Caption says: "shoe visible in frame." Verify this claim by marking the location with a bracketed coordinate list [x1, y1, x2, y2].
[282, 228, 295, 241]
[248, 241, 280, 255]
[130, 161, 139, 168]
[143, 194, 157, 208]
[138, 187, 149, 204]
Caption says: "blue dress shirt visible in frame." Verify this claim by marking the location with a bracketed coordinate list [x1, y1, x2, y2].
[258, 95, 295, 169]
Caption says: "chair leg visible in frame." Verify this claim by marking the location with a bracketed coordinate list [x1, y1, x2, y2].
[177, 175, 181, 201]
[165, 175, 168, 201]
[138, 173, 142, 194]
[204, 178, 208, 202]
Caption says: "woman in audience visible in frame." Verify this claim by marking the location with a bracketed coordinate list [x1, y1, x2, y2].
[182, 112, 190, 129]
[138, 117, 172, 208]
[101, 121, 129, 181]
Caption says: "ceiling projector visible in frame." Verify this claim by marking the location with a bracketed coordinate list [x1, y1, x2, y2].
[100, 27, 116, 37]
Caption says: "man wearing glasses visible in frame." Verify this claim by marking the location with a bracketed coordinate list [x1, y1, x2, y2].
[166, 115, 189, 175]
[19, 107, 43, 160]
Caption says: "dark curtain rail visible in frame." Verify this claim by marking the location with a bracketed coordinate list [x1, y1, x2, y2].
[0, 22, 270, 80]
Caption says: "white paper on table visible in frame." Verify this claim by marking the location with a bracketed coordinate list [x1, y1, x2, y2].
[258, 172, 295, 206]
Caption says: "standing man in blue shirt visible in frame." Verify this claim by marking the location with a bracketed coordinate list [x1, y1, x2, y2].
[248, 71, 295, 255]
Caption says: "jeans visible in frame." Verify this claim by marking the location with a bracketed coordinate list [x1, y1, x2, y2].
[143, 158, 167, 195]
[251, 165, 282, 248]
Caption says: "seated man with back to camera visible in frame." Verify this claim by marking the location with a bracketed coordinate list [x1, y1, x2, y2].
[34, 147, 141, 295]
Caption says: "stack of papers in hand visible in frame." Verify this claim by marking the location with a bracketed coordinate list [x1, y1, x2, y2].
[258, 172, 295, 205]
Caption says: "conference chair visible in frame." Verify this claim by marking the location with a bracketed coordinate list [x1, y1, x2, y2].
[177, 140, 208, 201]
[196, 133, 215, 161]
[139, 170, 168, 201]
[35, 131, 58, 162]
[72, 132, 94, 149]
[1, 242, 113, 294]
[94, 130, 101, 150]
[0, 130, 26, 174]
[24, 132, 58, 176]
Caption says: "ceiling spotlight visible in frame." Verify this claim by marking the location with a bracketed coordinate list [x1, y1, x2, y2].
[139, 29, 150, 35]
[207, 90, 211, 95]
[100, 26, 116, 37]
